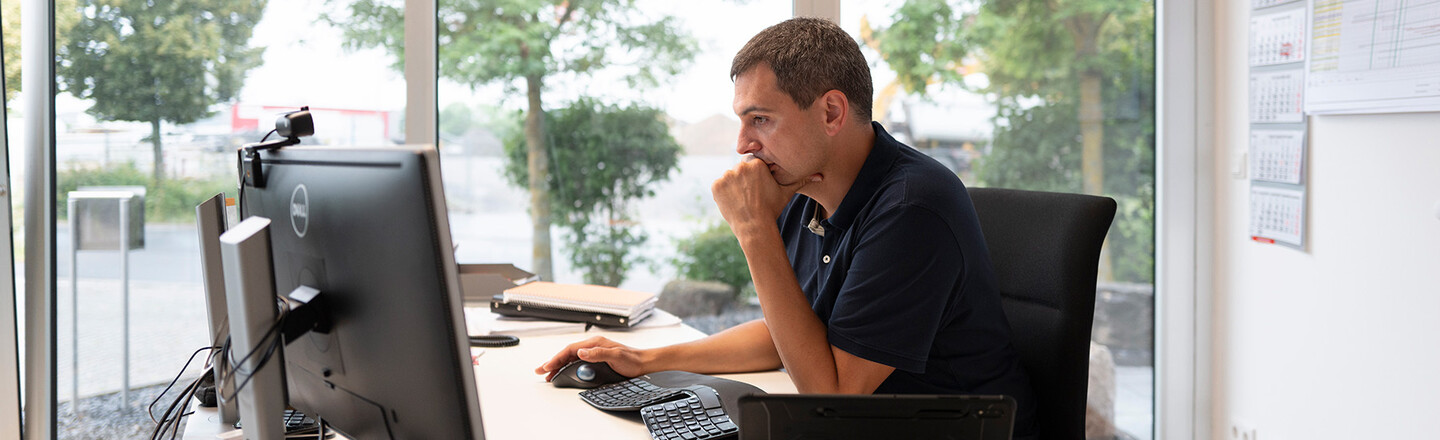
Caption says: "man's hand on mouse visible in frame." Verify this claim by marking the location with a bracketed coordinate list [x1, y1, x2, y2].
[712, 153, 821, 239]
[535, 336, 649, 381]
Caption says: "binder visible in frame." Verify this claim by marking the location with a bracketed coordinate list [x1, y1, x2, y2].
[490, 295, 652, 327]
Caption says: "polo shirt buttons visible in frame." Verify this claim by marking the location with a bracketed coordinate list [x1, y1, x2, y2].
[822, 255, 831, 264]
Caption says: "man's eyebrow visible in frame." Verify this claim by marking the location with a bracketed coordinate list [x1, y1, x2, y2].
[737, 105, 773, 116]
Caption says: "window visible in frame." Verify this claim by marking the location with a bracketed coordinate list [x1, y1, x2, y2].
[427, 0, 789, 294]
[20, 0, 1165, 437]
[50, 0, 402, 435]
[839, 1, 1157, 438]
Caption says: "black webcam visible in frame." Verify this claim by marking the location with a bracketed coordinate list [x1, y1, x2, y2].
[240, 106, 316, 189]
[276, 107, 314, 138]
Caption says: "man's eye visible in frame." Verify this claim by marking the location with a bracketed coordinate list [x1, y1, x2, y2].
[752, 116, 768, 125]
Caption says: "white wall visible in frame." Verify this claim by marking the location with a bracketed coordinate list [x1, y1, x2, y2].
[1212, 1, 1440, 439]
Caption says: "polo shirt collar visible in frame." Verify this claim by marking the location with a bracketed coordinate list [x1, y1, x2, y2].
[814, 121, 901, 233]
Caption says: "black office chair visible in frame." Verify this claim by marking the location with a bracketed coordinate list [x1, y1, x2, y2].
[967, 187, 1116, 440]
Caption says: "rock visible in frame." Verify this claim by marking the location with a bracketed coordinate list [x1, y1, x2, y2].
[1086, 341, 1117, 440]
[657, 280, 739, 318]
[1092, 282, 1154, 366]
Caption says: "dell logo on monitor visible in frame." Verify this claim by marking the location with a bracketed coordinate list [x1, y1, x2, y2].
[291, 184, 310, 237]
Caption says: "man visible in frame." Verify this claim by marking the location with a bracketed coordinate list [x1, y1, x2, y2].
[537, 17, 1035, 436]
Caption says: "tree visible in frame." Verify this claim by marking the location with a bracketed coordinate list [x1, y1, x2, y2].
[4, 0, 80, 106]
[57, 0, 266, 182]
[502, 98, 680, 286]
[327, 0, 697, 282]
[972, 0, 1144, 195]
[2, 0, 20, 104]
[974, 0, 1155, 282]
[858, 0, 972, 127]
[866, 0, 1155, 283]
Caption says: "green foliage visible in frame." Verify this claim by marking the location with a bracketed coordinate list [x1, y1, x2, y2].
[440, 102, 476, 139]
[4, 0, 80, 106]
[978, 85, 1155, 282]
[568, 223, 647, 288]
[57, 0, 266, 181]
[973, 0, 1156, 283]
[872, 0, 973, 94]
[672, 222, 751, 294]
[978, 99, 1083, 193]
[328, 0, 698, 281]
[326, 0, 698, 110]
[58, 163, 234, 223]
[502, 98, 681, 286]
[872, 0, 1156, 283]
[2, 0, 20, 105]
[59, 0, 265, 123]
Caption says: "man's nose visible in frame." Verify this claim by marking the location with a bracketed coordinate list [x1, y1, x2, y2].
[736, 135, 760, 155]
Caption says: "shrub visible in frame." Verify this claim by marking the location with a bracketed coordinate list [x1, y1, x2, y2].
[58, 163, 235, 223]
[672, 222, 751, 294]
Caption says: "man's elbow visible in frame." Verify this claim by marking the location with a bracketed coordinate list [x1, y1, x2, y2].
[793, 379, 880, 395]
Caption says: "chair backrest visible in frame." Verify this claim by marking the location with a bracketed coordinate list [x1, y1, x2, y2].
[967, 187, 1116, 440]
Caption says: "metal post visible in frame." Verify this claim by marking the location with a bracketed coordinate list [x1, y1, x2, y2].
[120, 196, 131, 408]
[69, 198, 80, 417]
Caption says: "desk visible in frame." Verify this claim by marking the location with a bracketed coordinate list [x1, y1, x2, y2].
[182, 319, 796, 439]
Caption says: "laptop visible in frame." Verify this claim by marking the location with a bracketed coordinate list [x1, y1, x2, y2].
[737, 394, 1015, 440]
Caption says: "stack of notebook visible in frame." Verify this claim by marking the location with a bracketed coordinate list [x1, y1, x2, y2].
[489, 281, 658, 327]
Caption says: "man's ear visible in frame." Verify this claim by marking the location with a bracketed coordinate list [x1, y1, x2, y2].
[819, 90, 848, 136]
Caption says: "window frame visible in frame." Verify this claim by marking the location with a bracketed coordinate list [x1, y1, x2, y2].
[1155, 0, 1214, 439]
[21, 0, 59, 437]
[16, 0, 1211, 438]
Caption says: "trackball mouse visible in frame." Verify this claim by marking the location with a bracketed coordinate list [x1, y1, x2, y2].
[550, 360, 628, 389]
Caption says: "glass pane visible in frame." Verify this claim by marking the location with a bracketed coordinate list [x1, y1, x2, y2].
[426, 0, 788, 301]
[840, 1, 1156, 439]
[2, 0, 22, 423]
[52, 0, 402, 435]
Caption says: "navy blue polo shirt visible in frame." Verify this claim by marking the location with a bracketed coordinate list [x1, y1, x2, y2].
[778, 122, 1035, 433]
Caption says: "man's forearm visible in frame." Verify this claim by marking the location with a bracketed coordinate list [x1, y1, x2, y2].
[737, 227, 842, 392]
[646, 318, 782, 374]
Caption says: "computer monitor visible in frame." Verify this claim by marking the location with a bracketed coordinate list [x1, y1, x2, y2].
[239, 145, 484, 439]
[195, 193, 238, 424]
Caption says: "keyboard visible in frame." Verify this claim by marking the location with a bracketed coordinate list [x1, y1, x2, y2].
[639, 388, 739, 440]
[579, 377, 678, 410]
[231, 409, 320, 435]
[578, 371, 762, 440]
[282, 408, 317, 432]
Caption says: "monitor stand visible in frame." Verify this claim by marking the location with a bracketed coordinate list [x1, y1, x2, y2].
[220, 217, 286, 440]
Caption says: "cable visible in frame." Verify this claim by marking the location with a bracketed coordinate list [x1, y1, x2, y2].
[148, 365, 210, 440]
[236, 148, 249, 215]
[148, 346, 219, 424]
[153, 298, 291, 439]
[219, 297, 293, 403]
[259, 128, 278, 143]
[145, 344, 219, 439]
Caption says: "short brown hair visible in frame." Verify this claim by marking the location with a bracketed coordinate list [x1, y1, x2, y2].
[731, 17, 873, 121]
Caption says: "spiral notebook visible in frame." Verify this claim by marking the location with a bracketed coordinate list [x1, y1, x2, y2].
[500, 281, 657, 321]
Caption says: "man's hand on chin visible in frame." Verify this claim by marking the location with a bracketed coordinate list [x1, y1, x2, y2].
[712, 154, 820, 239]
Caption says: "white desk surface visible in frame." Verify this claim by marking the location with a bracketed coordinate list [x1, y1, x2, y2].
[183, 318, 795, 439]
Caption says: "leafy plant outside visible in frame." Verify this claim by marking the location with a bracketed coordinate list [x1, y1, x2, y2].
[502, 98, 681, 286]
[672, 222, 751, 297]
[58, 162, 234, 223]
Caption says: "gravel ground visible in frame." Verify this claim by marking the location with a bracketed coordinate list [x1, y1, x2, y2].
[56, 380, 200, 440]
[680, 305, 765, 335]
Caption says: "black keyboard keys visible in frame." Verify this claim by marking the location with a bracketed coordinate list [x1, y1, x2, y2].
[639, 389, 738, 440]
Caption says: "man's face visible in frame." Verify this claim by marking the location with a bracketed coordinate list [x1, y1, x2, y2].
[732, 64, 827, 186]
